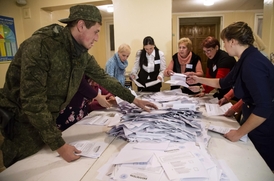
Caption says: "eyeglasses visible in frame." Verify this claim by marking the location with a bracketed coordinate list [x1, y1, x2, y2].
[203, 48, 214, 54]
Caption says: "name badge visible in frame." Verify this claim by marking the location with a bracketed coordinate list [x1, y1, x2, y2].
[212, 65, 217, 72]
[186, 64, 193, 69]
[154, 60, 161, 64]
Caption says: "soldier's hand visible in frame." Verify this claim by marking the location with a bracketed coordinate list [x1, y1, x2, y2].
[133, 98, 158, 112]
[57, 143, 81, 162]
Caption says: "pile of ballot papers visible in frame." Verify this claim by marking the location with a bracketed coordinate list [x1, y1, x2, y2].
[96, 141, 238, 181]
[108, 109, 203, 143]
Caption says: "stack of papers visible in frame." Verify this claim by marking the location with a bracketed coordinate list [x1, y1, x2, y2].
[164, 73, 189, 88]
[108, 109, 203, 143]
[96, 142, 239, 181]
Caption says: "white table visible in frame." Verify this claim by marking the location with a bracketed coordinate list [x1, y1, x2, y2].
[0, 124, 115, 181]
[0, 101, 273, 181]
[81, 107, 274, 181]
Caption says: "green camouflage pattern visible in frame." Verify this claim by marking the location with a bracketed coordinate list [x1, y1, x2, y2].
[0, 24, 134, 167]
[59, 5, 102, 24]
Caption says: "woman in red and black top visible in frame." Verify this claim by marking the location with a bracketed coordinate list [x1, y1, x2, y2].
[198, 36, 236, 99]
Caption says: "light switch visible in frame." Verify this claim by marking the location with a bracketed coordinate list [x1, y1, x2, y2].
[23, 8, 31, 19]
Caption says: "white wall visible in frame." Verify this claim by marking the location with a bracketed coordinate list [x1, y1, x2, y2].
[112, 0, 172, 72]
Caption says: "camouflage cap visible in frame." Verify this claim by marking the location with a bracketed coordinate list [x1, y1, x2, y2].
[59, 5, 102, 24]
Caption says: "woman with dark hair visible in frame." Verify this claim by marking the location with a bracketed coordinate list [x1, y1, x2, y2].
[130, 36, 166, 92]
[196, 36, 236, 99]
[187, 22, 274, 172]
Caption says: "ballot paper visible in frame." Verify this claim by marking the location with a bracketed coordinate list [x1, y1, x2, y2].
[132, 79, 144, 87]
[69, 140, 108, 158]
[77, 112, 121, 126]
[145, 79, 162, 87]
[112, 149, 154, 165]
[155, 150, 209, 180]
[218, 160, 239, 181]
[113, 164, 164, 181]
[207, 124, 248, 142]
[161, 101, 197, 110]
[165, 73, 189, 88]
[108, 110, 203, 143]
[205, 102, 233, 116]
[96, 141, 241, 181]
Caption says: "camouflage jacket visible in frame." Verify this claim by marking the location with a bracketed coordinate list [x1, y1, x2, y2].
[0, 24, 135, 151]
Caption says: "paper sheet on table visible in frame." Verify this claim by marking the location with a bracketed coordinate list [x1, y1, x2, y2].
[218, 160, 239, 181]
[133, 141, 170, 151]
[112, 149, 154, 164]
[76, 114, 109, 125]
[69, 140, 108, 158]
[207, 124, 248, 142]
[113, 164, 164, 181]
[145, 79, 162, 87]
[107, 113, 122, 126]
[205, 102, 233, 116]
[161, 101, 197, 110]
[77, 112, 120, 126]
[155, 150, 208, 180]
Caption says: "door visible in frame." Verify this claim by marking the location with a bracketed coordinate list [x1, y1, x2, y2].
[179, 24, 216, 75]
[105, 20, 115, 60]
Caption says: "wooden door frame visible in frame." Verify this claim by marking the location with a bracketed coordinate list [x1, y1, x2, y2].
[105, 19, 115, 60]
[176, 15, 224, 50]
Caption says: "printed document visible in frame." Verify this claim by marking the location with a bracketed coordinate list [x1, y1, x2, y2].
[69, 140, 108, 158]
[205, 102, 233, 116]
[155, 150, 208, 180]
[207, 124, 248, 142]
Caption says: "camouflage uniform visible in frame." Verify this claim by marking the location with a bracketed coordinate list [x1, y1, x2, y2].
[0, 23, 135, 167]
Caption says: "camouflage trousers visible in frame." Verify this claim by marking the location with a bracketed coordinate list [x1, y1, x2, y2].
[1, 121, 44, 167]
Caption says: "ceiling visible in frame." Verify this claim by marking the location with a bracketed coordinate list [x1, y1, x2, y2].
[172, 0, 263, 13]
[98, 0, 264, 17]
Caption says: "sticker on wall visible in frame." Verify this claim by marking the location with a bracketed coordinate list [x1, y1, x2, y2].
[0, 15, 18, 62]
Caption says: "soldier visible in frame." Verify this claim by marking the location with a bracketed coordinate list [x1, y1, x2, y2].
[0, 4, 157, 167]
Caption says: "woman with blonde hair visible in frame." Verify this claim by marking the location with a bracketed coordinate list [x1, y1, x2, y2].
[105, 43, 131, 86]
[164, 37, 203, 94]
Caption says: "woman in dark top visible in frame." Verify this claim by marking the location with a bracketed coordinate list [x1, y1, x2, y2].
[164, 37, 203, 94]
[199, 36, 236, 99]
[187, 22, 274, 172]
[130, 36, 166, 92]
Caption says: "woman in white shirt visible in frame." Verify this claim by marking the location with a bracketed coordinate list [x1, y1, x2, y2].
[130, 36, 166, 92]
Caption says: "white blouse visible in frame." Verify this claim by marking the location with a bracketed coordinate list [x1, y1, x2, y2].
[131, 49, 166, 80]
